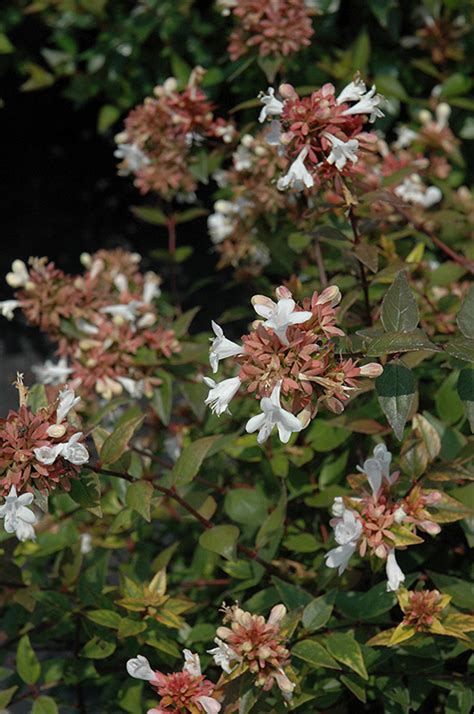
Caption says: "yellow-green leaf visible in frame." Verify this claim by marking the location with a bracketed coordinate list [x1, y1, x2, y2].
[325, 632, 368, 680]
[17, 635, 41, 685]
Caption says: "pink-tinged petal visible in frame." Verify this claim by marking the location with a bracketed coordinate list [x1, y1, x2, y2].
[246, 413, 266, 434]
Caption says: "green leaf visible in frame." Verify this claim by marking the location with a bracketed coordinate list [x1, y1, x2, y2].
[457, 286, 474, 338]
[457, 369, 474, 432]
[374, 74, 408, 101]
[441, 73, 472, 98]
[381, 272, 419, 332]
[100, 409, 144, 464]
[131, 206, 167, 226]
[86, 609, 121, 629]
[80, 637, 116, 659]
[17, 635, 41, 685]
[445, 338, 474, 363]
[172, 435, 226, 486]
[325, 632, 368, 680]
[0, 33, 14, 54]
[0, 686, 18, 708]
[175, 208, 208, 224]
[69, 473, 102, 517]
[32, 696, 59, 714]
[224, 489, 268, 525]
[306, 420, 350, 452]
[302, 591, 336, 631]
[292, 639, 341, 670]
[173, 306, 200, 338]
[435, 371, 464, 426]
[97, 104, 120, 134]
[151, 370, 173, 426]
[199, 525, 240, 560]
[256, 490, 286, 549]
[125, 480, 154, 521]
[426, 572, 473, 609]
[27, 384, 48, 413]
[376, 361, 416, 440]
[366, 329, 437, 356]
[272, 576, 312, 609]
[341, 673, 367, 703]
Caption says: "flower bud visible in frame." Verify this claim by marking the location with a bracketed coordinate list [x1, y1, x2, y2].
[47, 424, 67, 439]
[359, 362, 384, 378]
[278, 83, 296, 99]
[418, 109, 432, 125]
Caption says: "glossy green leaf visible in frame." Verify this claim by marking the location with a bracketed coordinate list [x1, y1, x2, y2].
[292, 639, 341, 670]
[199, 525, 240, 560]
[125, 480, 154, 521]
[32, 696, 59, 714]
[100, 409, 144, 464]
[17, 635, 41, 685]
[325, 632, 368, 680]
[376, 361, 416, 440]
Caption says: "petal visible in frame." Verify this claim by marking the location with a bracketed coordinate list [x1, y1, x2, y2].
[197, 696, 221, 714]
[245, 413, 266, 434]
[17, 492, 34, 506]
[16, 506, 36, 524]
[278, 408, 303, 432]
[288, 309, 312, 325]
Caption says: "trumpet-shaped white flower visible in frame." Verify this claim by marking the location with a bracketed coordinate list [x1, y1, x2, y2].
[324, 507, 362, 575]
[252, 296, 312, 345]
[209, 321, 243, 373]
[324, 132, 359, 171]
[114, 273, 129, 294]
[126, 655, 157, 681]
[61, 432, 89, 466]
[246, 381, 303, 444]
[80, 532, 93, 554]
[394, 174, 442, 208]
[357, 442, 393, 497]
[32, 358, 72, 385]
[114, 143, 150, 175]
[0, 485, 37, 542]
[336, 76, 368, 104]
[76, 318, 100, 335]
[0, 299, 21, 320]
[34, 443, 64, 465]
[100, 301, 142, 322]
[116, 376, 146, 398]
[204, 376, 241, 416]
[277, 147, 314, 191]
[183, 649, 202, 677]
[258, 87, 284, 123]
[393, 125, 418, 149]
[207, 638, 239, 674]
[207, 212, 236, 244]
[6, 259, 30, 288]
[265, 119, 283, 147]
[386, 549, 405, 591]
[56, 387, 81, 425]
[143, 273, 161, 303]
[341, 85, 384, 123]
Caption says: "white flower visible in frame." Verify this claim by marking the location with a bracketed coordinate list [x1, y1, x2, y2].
[62, 432, 89, 466]
[341, 85, 384, 123]
[393, 126, 418, 149]
[204, 376, 241, 416]
[114, 143, 150, 175]
[258, 87, 284, 123]
[56, 387, 81, 424]
[394, 507, 407, 524]
[336, 76, 368, 104]
[0, 485, 37, 542]
[126, 655, 156, 681]
[34, 443, 64, 465]
[100, 301, 142, 322]
[265, 119, 283, 147]
[182, 650, 201, 677]
[197, 697, 221, 714]
[207, 212, 236, 245]
[80, 533, 93, 554]
[435, 102, 451, 129]
[32, 358, 72, 385]
[357, 442, 392, 497]
[394, 174, 442, 208]
[331, 496, 346, 517]
[277, 147, 314, 191]
[233, 145, 252, 171]
[6, 259, 30, 289]
[245, 381, 303, 445]
[207, 638, 239, 674]
[324, 132, 359, 171]
[116, 376, 146, 398]
[113, 273, 129, 294]
[252, 296, 312, 345]
[0, 300, 20, 320]
[324, 509, 362, 575]
[143, 273, 161, 303]
[386, 549, 405, 592]
[209, 321, 243, 373]
[274, 668, 295, 699]
[76, 318, 100, 335]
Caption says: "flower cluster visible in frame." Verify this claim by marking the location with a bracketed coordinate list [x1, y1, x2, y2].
[208, 129, 297, 272]
[398, 588, 449, 632]
[208, 602, 294, 697]
[127, 651, 221, 714]
[205, 285, 382, 443]
[0, 251, 179, 401]
[224, 0, 314, 62]
[115, 67, 235, 199]
[324, 442, 445, 591]
[258, 75, 384, 192]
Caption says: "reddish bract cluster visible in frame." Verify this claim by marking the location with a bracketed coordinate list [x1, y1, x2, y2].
[237, 286, 378, 417]
[400, 589, 446, 631]
[117, 68, 235, 199]
[0, 387, 85, 496]
[227, 0, 314, 60]
[4, 250, 180, 401]
[151, 670, 216, 713]
[217, 603, 293, 693]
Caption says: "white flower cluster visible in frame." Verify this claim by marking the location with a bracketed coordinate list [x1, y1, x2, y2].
[0, 485, 37, 542]
[34, 387, 89, 467]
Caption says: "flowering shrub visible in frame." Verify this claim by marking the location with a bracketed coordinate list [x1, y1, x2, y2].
[1, 2, 474, 713]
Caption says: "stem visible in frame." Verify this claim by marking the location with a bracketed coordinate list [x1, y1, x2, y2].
[94, 466, 279, 576]
[348, 208, 372, 326]
[397, 207, 474, 274]
[314, 239, 328, 288]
